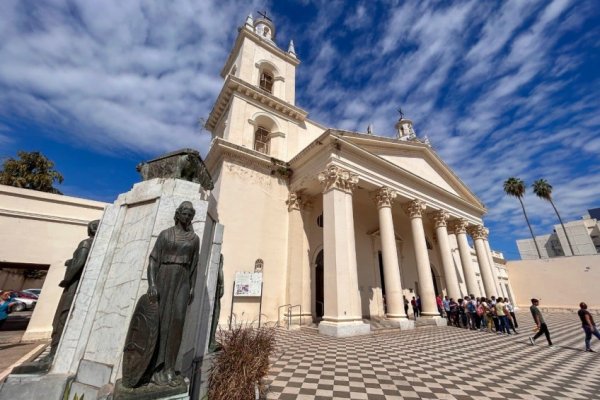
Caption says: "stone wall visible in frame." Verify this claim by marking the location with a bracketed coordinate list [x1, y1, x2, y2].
[506, 254, 600, 312]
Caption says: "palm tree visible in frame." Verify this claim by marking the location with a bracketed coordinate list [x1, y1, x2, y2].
[532, 179, 575, 256]
[503, 177, 542, 258]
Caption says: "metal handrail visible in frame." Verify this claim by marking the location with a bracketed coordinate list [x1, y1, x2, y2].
[277, 304, 292, 328]
[289, 304, 302, 327]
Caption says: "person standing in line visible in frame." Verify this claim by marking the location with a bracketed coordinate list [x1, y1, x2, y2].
[443, 296, 450, 320]
[411, 296, 419, 319]
[416, 296, 422, 315]
[495, 297, 510, 335]
[403, 296, 409, 317]
[506, 298, 518, 328]
[436, 294, 444, 317]
[529, 298, 553, 348]
[578, 302, 600, 352]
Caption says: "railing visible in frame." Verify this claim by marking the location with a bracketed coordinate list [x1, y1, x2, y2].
[277, 304, 303, 329]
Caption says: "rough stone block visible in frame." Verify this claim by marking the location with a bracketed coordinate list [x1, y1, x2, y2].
[76, 359, 113, 388]
[318, 321, 371, 337]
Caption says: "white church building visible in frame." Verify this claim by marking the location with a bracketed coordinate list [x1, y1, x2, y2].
[204, 14, 515, 336]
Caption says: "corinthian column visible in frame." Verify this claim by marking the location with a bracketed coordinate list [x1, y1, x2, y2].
[285, 191, 312, 324]
[430, 210, 461, 301]
[450, 219, 480, 297]
[317, 165, 370, 337]
[373, 187, 407, 320]
[468, 225, 497, 298]
[483, 229, 502, 296]
[402, 199, 438, 318]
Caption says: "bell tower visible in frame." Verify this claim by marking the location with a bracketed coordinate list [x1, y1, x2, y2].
[205, 12, 307, 160]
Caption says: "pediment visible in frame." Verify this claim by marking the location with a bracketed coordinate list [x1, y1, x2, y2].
[336, 133, 483, 208]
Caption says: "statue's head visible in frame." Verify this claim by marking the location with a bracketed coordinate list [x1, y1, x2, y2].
[174, 201, 195, 229]
[88, 220, 100, 237]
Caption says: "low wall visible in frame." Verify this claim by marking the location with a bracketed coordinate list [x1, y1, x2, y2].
[507, 254, 600, 312]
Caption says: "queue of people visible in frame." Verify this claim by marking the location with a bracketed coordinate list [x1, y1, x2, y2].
[439, 294, 519, 335]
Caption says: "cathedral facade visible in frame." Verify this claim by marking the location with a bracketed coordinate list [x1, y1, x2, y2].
[204, 15, 515, 336]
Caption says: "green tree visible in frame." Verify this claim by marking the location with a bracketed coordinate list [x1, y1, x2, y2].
[0, 151, 64, 194]
[532, 179, 575, 256]
[503, 177, 541, 258]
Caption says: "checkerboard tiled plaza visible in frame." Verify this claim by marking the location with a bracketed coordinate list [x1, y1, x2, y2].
[266, 313, 600, 400]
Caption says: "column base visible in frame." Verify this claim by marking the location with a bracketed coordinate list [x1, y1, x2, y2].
[384, 317, 415, 330]
[318, 320, 371, 337]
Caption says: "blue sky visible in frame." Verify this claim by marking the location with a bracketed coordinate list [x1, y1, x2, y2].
[1, 0, 599, 259]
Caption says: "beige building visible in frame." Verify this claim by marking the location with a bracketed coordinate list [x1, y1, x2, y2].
[517, 210, 600, 259]
[0, 184, 106, 341]
[204, 15, 511, 336]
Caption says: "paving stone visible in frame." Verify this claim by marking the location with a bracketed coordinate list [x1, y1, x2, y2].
[266, 313, 600, 399]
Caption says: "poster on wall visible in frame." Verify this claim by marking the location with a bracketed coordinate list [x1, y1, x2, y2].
[234, 271, 263, 297]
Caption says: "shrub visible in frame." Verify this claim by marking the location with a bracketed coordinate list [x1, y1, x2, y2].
[208, 324, 276, 400]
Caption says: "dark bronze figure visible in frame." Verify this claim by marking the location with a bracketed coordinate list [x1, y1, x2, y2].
[208, 255, 224, 353]
[120, 201, 199, 391]
[12, 219, 99, 374]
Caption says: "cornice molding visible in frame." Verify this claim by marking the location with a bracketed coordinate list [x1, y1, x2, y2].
[206, 75, 308, 131]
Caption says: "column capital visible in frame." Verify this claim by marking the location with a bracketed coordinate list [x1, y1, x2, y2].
[373, 187, 397, 209]
[430, 210, 449, 228]
[286, 191, 304, 212]
[317, 165, 359, 193]
[467, 224, 488, 240]
[448, 218, 468, 234]
[402, 199, 426, 219]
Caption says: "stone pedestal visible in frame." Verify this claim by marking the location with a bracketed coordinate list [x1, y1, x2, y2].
[318, 320, 371, 337]
[0, 178, 224, 400]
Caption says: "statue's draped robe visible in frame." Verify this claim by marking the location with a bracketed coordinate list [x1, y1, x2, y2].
[51, 237, 93, 351]
[150, 226, 199, 371]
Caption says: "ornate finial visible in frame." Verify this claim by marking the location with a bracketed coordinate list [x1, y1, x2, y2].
[288, 40, 296, 57]
[245, 14, 254, 27]
[318, 165, 359, 193]
[374, 187, 397, 208]
[402, 199, 426, 219]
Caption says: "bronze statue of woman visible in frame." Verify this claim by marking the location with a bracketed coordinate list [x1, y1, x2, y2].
[147, 201, 199, 386]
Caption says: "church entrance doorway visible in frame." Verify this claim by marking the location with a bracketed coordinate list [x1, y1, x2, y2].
[315, 250, 324, 320]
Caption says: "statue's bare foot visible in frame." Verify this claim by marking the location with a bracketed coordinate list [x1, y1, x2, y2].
[151, 370, 169, 386]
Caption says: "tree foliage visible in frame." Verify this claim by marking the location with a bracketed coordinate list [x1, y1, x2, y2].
[532, 178, 575, 256]
[0, 151, 64, 194]
[503, 176, 541, 258]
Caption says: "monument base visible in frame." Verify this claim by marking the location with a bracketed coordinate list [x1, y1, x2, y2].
[113, 379, 188, 400]
[318, 320, 371, 337]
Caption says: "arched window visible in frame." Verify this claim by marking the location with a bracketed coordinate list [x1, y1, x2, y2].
[254, 126, 270, 154]
[259, 71, 274, 93]
[254, 259, 264, 273]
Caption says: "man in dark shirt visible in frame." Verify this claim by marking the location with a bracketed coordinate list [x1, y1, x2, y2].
[529, 298, 553, 347]
[578, 302, 600, 352]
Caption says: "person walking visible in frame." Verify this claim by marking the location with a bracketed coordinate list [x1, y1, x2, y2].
[578, 302, 600, 352]
[529, 298, 553, 347]
[403, 296, 409, 317]
[0, 292, 17, 330]
[411, 296, 419, 319]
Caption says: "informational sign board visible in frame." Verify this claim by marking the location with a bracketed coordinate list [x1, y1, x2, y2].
[233, 272, 263, 297]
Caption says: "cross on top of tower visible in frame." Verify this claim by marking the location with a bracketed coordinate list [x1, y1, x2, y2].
[397, 107, 405, 120]
[257, 10, 272, 21]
